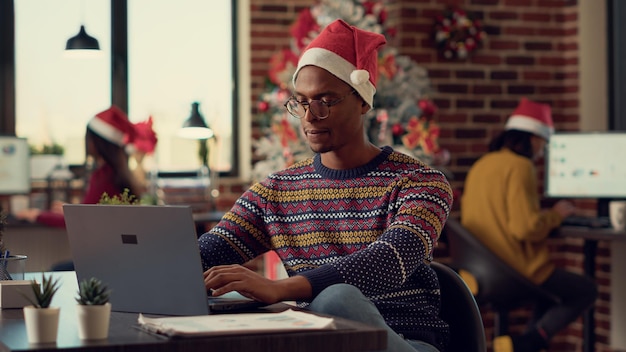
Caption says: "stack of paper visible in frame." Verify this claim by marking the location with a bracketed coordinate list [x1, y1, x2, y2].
[137, 309, 335, 337]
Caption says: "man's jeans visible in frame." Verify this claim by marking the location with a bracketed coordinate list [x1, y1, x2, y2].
[307, 284, 440, 352]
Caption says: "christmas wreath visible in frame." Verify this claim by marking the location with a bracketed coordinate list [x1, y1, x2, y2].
[434, 8, 485, 60]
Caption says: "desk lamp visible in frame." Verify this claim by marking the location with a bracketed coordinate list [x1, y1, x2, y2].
[178, 102, 217, 207]
[178, 102, 215, 166]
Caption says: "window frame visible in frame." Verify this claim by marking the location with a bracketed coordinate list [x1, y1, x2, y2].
[1, 0, 242, 178]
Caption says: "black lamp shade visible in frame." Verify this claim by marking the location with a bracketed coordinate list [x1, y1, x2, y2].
[66, 25, 100, 50]
[179, 102, 214, 139]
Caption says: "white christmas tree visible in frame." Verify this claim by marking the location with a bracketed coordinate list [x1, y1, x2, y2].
[253, 0, 447, 181]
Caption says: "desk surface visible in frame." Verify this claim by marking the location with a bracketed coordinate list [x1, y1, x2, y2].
[0, 272, 386, 352]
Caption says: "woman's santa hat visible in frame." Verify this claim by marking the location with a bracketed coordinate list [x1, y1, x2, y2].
[88, 106, 135, 146]
[87, 106, 158, 154]
[505, 97, 554, 140]
[292, 19, 386, 110]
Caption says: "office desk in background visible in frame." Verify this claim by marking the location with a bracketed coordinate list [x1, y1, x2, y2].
[0, 272, 387, 352]
[4, 220, 71, 272]
[554, 226, 626, 352]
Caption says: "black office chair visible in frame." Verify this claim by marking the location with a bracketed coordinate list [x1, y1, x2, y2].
[443, 218, 560, 337]
[431, 261, 487, 352]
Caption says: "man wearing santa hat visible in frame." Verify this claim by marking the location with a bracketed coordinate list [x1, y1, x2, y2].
[200, 19, 452, 352]
[461, 98, 597, 352]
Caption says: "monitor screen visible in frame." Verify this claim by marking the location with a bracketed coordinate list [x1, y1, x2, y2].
[545, 132, 626, 199]
[0, 136, 30, 195]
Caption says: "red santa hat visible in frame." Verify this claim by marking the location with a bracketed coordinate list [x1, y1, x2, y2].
[132, 116, 158, 155]
[87, 105, 136, 147]
[292, 19, 387, 110]
[505, 97, 554, 140]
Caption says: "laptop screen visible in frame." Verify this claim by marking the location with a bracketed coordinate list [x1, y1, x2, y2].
[63, 204, 210, 315]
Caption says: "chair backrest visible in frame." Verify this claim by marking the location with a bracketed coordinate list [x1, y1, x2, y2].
[444, 218, 559, 310]
[431, 261, 487, 352]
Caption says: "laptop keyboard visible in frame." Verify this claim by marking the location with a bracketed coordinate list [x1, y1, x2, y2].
[561, 215, 611, 228]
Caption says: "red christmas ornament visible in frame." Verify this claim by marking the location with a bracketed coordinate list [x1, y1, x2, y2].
[418, 99, 437, 117]
[258, 101, 270, 113]
[391, 123, 405, 136]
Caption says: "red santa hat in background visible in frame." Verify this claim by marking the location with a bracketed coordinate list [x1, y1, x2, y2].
[505, 97, 554, 140]
[292, 19, 387, 110]
[132, 116, 158, 155]
[87, 105, 157, 154]
[88, 105, 135, 146]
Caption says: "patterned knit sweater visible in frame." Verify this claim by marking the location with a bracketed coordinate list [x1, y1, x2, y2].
[198, 146, 453, 349]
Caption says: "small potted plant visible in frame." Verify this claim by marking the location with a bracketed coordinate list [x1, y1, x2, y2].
[22, 273, 62, 344]
[75, 277, 112, 340]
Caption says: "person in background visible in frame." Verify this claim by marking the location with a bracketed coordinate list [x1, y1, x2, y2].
[461, 98, 597, 352]
[16, 105, 157, 228]
[199, 19, 453, 352]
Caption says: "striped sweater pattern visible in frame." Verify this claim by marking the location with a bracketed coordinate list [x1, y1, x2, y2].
[198, 146, 453, 345]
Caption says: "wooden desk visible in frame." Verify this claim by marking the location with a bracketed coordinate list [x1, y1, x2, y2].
[555, 226, 626, 352]
[0, 272, 386, 352]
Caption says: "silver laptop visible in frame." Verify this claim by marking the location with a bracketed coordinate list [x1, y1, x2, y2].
[63, 204, 264, 316]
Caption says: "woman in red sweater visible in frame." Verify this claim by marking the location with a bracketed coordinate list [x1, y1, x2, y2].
[16, 105, 157, 228]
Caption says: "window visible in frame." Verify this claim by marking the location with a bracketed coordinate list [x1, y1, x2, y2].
[13, 0, 239, 175]
[15, 0, 111, 164]
[128, 0, 234, 173]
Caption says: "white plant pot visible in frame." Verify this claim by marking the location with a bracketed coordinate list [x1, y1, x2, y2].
[23, 305, 60, 344]
[76, 303, 111, 340]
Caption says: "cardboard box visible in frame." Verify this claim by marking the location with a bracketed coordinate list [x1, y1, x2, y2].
[0, 280, 37, 309]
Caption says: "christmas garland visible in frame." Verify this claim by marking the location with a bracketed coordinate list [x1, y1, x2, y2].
[434, 8, 485, 60]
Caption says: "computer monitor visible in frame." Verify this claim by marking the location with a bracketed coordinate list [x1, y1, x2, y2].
[545, 132, 626, 199]
[0, 136, 30, 195]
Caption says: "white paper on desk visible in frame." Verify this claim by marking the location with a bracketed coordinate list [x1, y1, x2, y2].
[137, 309, 335, 337]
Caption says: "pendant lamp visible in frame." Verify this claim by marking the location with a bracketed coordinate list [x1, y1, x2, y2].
[66, 25, 100, 50]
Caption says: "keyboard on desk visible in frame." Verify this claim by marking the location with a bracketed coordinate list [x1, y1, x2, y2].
[561, 215, 611, 228]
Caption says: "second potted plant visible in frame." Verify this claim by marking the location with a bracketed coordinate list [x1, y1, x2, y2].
[75, 277, 112, 340]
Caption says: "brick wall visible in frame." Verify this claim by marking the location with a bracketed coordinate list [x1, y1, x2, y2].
[244, 1, 613, 351]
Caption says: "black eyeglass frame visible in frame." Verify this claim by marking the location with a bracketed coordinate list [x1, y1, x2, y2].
[283, 89, 357, 120]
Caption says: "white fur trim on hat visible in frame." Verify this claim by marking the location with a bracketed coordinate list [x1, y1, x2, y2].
[293, 47, 376, 111]
[505, 115, 554, 140]
[88, 116, 126, 146]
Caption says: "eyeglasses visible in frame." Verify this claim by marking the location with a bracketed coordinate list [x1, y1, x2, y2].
[283, 90, 357, 120]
